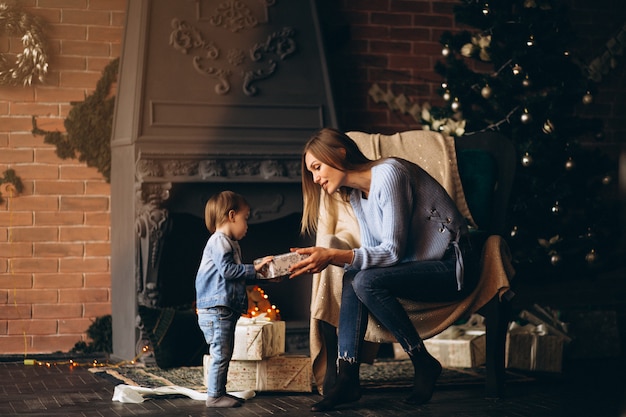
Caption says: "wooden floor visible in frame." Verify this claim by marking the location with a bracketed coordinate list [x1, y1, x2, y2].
[0, 356, 624, 417]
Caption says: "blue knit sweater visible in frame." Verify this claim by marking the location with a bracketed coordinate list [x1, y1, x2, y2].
[349, 158, 467, 287]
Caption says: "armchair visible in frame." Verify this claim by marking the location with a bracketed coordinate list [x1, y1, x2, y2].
[309, 130, 516, 398]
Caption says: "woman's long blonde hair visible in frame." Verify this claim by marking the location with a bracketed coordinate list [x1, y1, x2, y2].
[300, 128, 378, 236]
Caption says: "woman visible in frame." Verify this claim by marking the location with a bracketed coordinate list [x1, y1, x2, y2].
[289, 128, 475, 412]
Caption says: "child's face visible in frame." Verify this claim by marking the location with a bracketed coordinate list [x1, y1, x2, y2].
[228, 207, 250, 241]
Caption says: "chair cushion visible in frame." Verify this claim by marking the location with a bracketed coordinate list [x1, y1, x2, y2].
[456, 149, 498, 230]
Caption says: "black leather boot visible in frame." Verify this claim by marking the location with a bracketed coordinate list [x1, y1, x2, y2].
[311, 359, 361, 412]
[405, 346, 442, 405]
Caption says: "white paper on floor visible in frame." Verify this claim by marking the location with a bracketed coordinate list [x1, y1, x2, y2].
[111, 384, 256, 403]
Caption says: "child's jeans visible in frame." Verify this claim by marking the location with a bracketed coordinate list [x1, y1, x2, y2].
[198, 306, 238, 397]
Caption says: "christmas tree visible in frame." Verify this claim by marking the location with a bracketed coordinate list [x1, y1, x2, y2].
[420, 0, 621, 278]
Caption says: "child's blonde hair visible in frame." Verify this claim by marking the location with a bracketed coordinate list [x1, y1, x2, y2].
[204, 190, 250, 233]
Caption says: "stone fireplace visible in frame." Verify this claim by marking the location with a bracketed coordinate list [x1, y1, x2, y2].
[110, 0, 336, 361]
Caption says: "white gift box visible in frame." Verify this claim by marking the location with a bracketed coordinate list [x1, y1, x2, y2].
[423, 324, 486, 368]
[232, 317, 285, 360]
[254, 252, 308, 279]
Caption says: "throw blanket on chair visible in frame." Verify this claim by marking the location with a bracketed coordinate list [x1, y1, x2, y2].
[309, 130, 514, 391]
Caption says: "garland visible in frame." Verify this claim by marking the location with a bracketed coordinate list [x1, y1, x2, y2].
[0, 2, 49, 86]
[0, 168, 24, 203]
[32, 58, 119, 182]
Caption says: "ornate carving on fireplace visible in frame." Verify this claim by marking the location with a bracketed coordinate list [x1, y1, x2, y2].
[135, 183, 172, 307]
[136, 156, 301, 182]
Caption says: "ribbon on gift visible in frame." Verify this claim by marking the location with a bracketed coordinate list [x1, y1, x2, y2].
[233, 314, 284, 360]
[508, 322, 549, 371]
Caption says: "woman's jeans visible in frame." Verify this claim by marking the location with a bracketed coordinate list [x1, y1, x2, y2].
[338, 249, 472, 362]
[198, 307, 238, 397]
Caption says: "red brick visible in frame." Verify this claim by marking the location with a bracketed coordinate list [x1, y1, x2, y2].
[0, 242, 33, 257]
[370, 40, 412, 54]
[85, 212, 110, 226]
[60, 165, 105, 180]
[59, 317, 92, 333]
[8, 132, 48, 148]
[35, 149, 71, 164]
[0, 212, 33, 226]
[90, 0, 126, 11]
[53, 55, 88, 71]
[35, 87, 87, 103]
[111, 11, 125, 26]
[60, 71, 103, 88]
[30, 116, 65, 132]
[10, 227, 58, 242]
[0, 335, 34, 353]
[35, 180, 85, 195]
[59, 257, 108, 273]
[38, 0, 88, 8]
[49, 24, 88, 41]
[60, 226, 108, 242]
[0, 134, 7, 146]
[32, 303, 82, 319]
[85, 242, 110, 257]
[10, 103, 60, 117]
[0, 320, 6, 334]
[10, 258, 58, 273]
[8, 289, 58, 304]
[0, 304, 32, 319]
[60, 196, 109, 211]
[11, 164, 59, 180]
[0, 117, 34, 133]
[83, 302, 111, 317]
[371, 12, 413, 26]
[85, 181, 110, 195]
[88, 26, 123, 42]
[59, 288, 109, 303]
[0, 87, 35, 102]
[31, 335, 81, 353]
[84, 272, 110, 288]
[0, 274, 33, 289]
[35, 211, 84, 226]
[62, 40, 111, 57]
[34, 273, 83, 289]
[34, 242, 84, 257]
[8, 319, 57, 335]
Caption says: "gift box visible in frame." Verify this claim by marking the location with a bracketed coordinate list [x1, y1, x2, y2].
[254, 252, 308, 279]
[204, 354, 312, 392]
[232, 317, 285, 360]
[506, 323, 564, 372]
[423, 324, 486, 368]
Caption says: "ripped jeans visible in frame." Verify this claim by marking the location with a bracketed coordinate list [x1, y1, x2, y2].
[338, 248, 469, 362]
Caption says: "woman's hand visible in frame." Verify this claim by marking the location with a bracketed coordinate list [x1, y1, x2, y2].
[288, 247, 332, 278]
[288, 247, 354, 278]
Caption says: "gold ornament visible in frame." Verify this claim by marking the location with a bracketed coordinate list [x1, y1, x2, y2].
[542, 119, 554, 134]
[521, 152, 533, 166]
[564, 157, 575, 170]
[512, 64, 522, 75]
[585, 249, 597, 264]
[520, 109, 532, 124]
[582, 92, 593, 104]
[551, 201, 561, 214]
[602, 175, 612, 185]
[550, 252, 562, 266]
[450, 97, 461, 111]
[510, 225, 518, 238]
[443, 90, 451, 101]
[0, 3, 49, 86]
[442, 45, 450, 56]
[481, 84, 492, 99]
[522, 75, 532, 87]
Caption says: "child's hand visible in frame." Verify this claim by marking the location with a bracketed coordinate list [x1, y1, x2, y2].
[254, 255, 273, 275]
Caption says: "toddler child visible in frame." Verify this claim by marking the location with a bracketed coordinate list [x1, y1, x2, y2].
[195, 190, 272, 408]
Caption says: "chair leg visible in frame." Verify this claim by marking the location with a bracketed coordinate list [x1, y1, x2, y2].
[480, 295, 511, 398]
[319, 320, 338, 395]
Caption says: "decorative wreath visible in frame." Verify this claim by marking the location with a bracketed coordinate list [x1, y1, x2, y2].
[0, 2, 49, 86]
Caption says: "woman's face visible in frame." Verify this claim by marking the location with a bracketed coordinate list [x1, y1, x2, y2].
[305, 151, 345, 194]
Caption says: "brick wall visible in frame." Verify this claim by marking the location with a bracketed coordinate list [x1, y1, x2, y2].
[0, 0, 126, 354]
[1, 0, 624, 355]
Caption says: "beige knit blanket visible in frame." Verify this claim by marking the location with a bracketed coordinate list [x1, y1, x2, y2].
[309, 130, 514, 392]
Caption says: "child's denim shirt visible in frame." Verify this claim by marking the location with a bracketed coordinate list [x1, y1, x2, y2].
[195, 232, 257, 314]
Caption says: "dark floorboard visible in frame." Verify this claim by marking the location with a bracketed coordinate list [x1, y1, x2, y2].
[0, 356, 624, 417]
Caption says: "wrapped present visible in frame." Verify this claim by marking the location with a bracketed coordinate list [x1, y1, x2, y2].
[506, 322, 564, 372]
[254, 252, 308, 279]
[204, 354, 312, 392]
[232, 316, 285, 360]
[423, 322, 486, 368]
